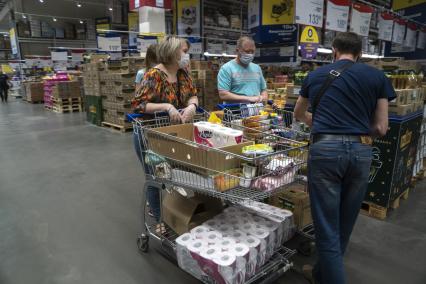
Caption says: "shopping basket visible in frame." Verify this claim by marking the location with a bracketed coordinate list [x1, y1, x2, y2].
[128, 108, 307, 283]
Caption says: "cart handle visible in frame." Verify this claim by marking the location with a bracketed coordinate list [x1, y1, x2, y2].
[217, 100, 273, 110]
[126, 106, 206, 121]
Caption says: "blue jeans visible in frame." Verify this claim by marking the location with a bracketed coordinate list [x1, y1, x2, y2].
[133, 131, 161, 222]
[308, 140, 372, 284]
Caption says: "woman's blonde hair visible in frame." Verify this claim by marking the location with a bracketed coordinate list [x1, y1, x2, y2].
[157, 36, 182, 65]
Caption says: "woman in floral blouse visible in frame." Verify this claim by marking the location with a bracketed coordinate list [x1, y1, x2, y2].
[132, 36, 198, 227]
[132, 36, 198, 123]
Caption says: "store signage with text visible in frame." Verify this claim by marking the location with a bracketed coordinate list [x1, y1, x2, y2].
[378, 12, 394, 41]
[326, 0, 350, 32]
[137, 36, 158, 53]
[51, 51, 68, 61]
[177, 0, 201, 37]
[295, 0, 324, 28]
[262, 0, 295, 25]
[392, 19, 406, 44]
[350, 3, 374, 37]
[404, 23, 417, 48]
[300, 26, 319, 59]
[417, 29, 426, 49]
[97, 35, 122, 52]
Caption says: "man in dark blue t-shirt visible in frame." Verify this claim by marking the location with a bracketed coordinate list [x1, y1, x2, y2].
[295, 32, 395, 284]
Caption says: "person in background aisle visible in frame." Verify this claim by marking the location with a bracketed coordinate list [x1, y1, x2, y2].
[135, 44, 158, 90]
[294, 32, 395, 284]
[0, 72, 10, 103]
[217, 36, 267, 103]
[131, 36, 198, 231]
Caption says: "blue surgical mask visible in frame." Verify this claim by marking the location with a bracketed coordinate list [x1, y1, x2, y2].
[240, 53, 254, 65]
[178, 53, 190, 69]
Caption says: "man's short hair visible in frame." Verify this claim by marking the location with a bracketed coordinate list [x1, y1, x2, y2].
[157, 36, 181, 65]
[332, 32, 362, 56]
[237, 36, 255, 49]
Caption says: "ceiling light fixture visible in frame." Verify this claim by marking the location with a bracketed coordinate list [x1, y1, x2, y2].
[22, 14, 27, 19]
[79, 20, 84, 24]
[53, 17, 57, 22]
[76, 2, 82, 8]
[108, 7, 113, 11]
[39, 0, 44, 3]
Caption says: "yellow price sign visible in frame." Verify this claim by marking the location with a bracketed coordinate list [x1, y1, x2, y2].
[300, 25, 319, 44]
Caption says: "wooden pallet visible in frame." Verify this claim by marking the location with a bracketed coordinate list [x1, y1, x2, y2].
[52, 105, 83, 113]
[51, 97, 82, 106]
[361, 188, 410, 220]
[101, 121, 133, 132]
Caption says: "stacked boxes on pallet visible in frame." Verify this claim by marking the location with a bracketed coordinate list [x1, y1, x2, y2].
[83, 63, 104, 125]
[44, 74, 70, 110]
[24, 82, 44, 103]
[190, 60, 219, 111]
[50, 81, 83, 113]
[100, 57, 144, 130]
[413, 86, 426, 177]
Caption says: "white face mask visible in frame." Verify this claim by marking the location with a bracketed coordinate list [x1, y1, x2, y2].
[239, 52, 254, 65]
[178, 53, 190, 68]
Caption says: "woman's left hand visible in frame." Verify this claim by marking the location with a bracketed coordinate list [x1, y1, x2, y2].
[181, 104, 197, 123]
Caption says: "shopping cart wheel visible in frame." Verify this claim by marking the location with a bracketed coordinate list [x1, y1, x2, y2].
[137, 234, 149, 253]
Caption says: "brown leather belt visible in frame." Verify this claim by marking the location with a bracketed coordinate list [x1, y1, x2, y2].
[311, 134, 373, 145]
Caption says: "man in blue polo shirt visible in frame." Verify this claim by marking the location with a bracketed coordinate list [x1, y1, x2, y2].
[217, 36, 267, 103]
[295, 32, 395, 284]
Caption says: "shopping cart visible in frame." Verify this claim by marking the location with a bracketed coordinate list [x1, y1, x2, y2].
[217, 103, 315, 244]
[128, 108, 309, 283]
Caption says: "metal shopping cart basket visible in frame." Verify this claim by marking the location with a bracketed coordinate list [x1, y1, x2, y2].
[218, 103, 315, 243]
[128, 108, 309, 283]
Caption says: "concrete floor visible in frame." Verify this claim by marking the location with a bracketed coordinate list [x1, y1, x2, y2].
[0, 99, 425, 284]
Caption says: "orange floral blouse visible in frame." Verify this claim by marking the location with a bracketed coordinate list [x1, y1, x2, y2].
[132, 68, 197, 113]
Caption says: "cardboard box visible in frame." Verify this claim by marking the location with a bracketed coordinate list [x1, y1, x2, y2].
[270, 184, 312, 230]
[162, 191, 223, 235]
[389, 104, 413, 116]
[147, 123, 253, 174]
[191, 60, 210, 70]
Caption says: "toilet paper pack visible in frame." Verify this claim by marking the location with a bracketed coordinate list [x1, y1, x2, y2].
[240, 235, 261, 276]
[194, 121, 243, 148]
[176, 233, 205, 279]
[198, 246, 239, 284]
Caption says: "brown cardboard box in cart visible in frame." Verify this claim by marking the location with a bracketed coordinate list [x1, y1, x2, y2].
[162, 191, 223, 235]
[147, 123, 253, 174]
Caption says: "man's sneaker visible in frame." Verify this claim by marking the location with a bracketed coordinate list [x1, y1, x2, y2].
[302, 265, 317, 284]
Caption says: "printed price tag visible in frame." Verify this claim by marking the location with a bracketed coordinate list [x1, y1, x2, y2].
[404, 23, 417, 48]
[392, 19, 406, 44]
[190, 42, 203, 55]
[417, 30, 426, 49]
[378, 13, 394, 41]
[295, 0, 324, 28]
[350, 3, 374, 37]
[326, 0, 350, 32]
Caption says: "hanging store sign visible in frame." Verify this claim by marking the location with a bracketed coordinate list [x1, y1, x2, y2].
[9, 28, 18, 55]
[378, 12, 394, 41]
[262, 0, 295, 25]
[251, 24, 298, 44]
[404, 23, 417, 48]
[130, 0, 172, 10]
[176, 0, 201, 37]
[295, 0, 324, 28]
[97, 35, 122, 52]
[392, 19, 406, 44]
[137, 35, 158, 53]
[300, 25, 319, 59]
[71, 51, 84, 62]
[350, 3, 374, 37]
[326, 0, 350, 32]
[51, 51, 68, 61]
[95, 17, 111, 33]
[248, 0, 261, 29]
[417, 29, 426, 49]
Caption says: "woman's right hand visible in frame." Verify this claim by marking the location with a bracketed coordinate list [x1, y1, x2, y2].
[166, 104, 182, 123]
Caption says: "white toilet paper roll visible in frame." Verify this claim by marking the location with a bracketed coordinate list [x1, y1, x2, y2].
[229, 230, 247, 243]
[249, 228, 271, 262]
[240, 235, 261, 276]
[240, 223, 256, 235]
[203, 219, 222, 231]
[216, 224, 233, 235]
[262, 220, 281, 248]
[204, 231, 223, 244]
[219, 237, 237, 252]
[188, 239, 209, 255]
[190, 225, 211, 238]
[223, 206, 239, 215]
[214, 252, 238, 284]
[230, 243, 250, 281]
[252, 223, 276, 254]
[176, 233, 204, 279]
